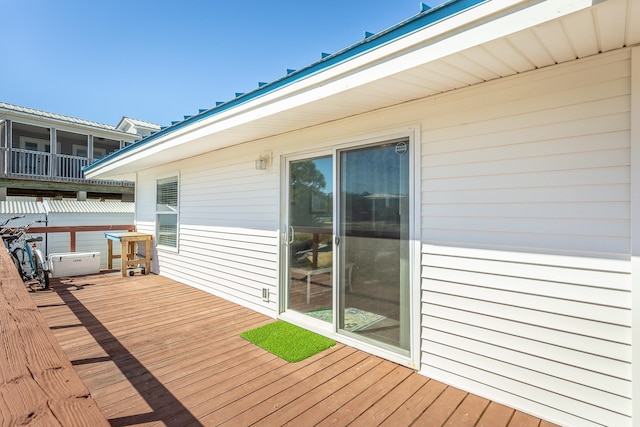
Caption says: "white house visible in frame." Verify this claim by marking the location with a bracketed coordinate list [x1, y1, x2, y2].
[116, 117, 162, 139]
[85, 0, 640, 425]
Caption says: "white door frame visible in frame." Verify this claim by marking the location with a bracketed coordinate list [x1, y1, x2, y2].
[278, 125, 422, 369]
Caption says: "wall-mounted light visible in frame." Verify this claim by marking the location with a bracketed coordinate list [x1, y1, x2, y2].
[256, 152, 273, 170]
[255, 154, 270, 170]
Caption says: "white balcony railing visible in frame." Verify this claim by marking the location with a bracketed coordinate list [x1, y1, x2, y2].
[1, 148, 133, 186]
[11, 149, 50, 176]
[56, 153, 89, 180]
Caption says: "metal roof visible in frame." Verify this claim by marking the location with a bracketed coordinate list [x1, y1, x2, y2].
[0, 201, 46, 215]
[43, 200, 134, 214]
[0, 200, 46, 215]
[0, 200, 134, 215]
[0, 101, 132, 136]
[117, 116, 162, 131]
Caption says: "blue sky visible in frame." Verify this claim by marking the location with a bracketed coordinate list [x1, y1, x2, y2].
[1, 1, 444, 128]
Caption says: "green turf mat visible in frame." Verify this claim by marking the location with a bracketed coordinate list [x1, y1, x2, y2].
[240, 320, 336, 363]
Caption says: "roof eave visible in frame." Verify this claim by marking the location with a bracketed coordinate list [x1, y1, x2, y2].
[85, 0, 604, 179]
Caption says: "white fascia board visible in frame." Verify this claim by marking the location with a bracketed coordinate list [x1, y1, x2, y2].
[87, 0, 600, 178]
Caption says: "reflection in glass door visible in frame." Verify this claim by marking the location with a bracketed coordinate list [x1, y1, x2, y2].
[284, 139, 411, 357]
[338, 140, 410, 354]
[287, 156, 334, 320]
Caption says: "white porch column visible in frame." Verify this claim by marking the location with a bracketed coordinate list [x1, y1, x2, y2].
[88, 135, 94, 161]
[50, 127, 57, 178]
[6, 119, 12, 174]
[0, 120, 7, 176]
[630, 45, 640, 427]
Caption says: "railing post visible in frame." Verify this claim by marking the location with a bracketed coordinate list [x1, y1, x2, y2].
[70, 231, 76, 252]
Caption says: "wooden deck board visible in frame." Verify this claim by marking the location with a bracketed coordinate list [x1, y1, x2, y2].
[349, 369, 431, 426]
[284, 358, 395, 426]
[476, 401, 518, 427]
[445, 393, 491, 426]
[248, 347, 367, 426]
[27, 271, 559, 426]
[414, 386, 469, 426]
[314, 365, 414, 426]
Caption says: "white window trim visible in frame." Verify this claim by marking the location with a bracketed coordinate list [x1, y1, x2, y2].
[155, 173, 180, 252]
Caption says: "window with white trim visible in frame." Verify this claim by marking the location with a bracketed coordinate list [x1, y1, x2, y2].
[156, 175, 179, 248]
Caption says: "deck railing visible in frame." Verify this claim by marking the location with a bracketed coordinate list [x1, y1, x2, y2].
[0, 147, 134, 186]
[11, 148, 50, 176]
[27, 224, 135, 252]
[56, 153, 90, 180]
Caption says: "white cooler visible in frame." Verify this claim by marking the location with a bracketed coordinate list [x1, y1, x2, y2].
[48, 252, 101, 278]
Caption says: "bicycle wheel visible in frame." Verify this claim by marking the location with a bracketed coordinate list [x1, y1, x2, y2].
[33, 251, 50, 290]
[11, 247, 30, 281]
[10, 252, 24, 279]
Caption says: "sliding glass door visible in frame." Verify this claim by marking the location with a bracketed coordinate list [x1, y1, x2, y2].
[337, 140, 410, 353]
[285, 138, 411, 356]
[286, 156, 334, 317]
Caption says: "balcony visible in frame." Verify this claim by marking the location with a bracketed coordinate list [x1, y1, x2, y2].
[0, 146, 133, 188]
[0, 120, 135, 192]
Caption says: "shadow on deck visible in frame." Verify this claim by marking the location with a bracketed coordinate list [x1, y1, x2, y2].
[29, 272, 557, 426]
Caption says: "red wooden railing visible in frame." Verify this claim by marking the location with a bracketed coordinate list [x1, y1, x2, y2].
[27, 225, 135, 252]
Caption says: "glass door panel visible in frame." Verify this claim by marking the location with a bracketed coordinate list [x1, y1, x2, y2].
[338, 140, 410, 353]
[287, 156, 334, 319]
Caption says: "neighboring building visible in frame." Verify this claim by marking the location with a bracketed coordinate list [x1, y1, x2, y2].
[0, 102, 159, 201]
[86, 0, 639, 426]
[116, 116, 162, 139]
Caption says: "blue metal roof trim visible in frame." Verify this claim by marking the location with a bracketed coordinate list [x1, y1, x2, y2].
[85, 0, 486, 173]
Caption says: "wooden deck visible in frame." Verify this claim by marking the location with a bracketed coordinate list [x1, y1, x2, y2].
[28, 272, 558, 427]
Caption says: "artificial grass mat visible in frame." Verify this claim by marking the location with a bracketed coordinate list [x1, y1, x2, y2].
[240, 320, 336, 363]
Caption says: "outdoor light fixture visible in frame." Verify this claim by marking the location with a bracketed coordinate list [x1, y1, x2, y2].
[256, 154, 271, 170]
[255, 154, 268, 170]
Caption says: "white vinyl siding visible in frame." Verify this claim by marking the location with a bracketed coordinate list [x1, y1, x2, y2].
[422, 49, 630, 257]
[138, 149, 280, 316]
[419, 49, 632, 426]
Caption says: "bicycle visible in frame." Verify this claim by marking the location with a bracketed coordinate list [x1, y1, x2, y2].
[2, 217, 50, 290]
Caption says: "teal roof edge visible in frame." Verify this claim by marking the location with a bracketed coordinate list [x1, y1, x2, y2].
[85, 0, 486, 173]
